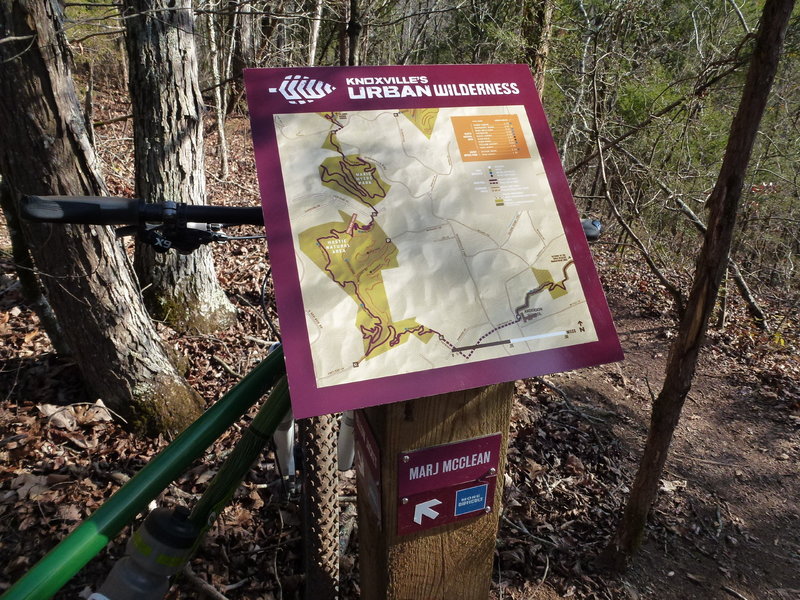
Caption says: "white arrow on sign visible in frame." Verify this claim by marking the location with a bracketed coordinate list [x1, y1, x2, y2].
[413, 499, 442, 524]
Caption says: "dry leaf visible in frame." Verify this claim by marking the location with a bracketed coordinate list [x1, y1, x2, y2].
[62, 432, 98, 450]
[565, 454, 586, 475]
[37, 404, 77, 431]
[11, 473, 49, 500]
[46, 473, 71, 485]
[56, 504, 82, 522]
[524, 458, 547, 479]
[79, 400, 113, 424]
[659, 479, 687, 494]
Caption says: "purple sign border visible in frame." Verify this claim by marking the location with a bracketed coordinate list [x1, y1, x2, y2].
[245, 64, 623, 418]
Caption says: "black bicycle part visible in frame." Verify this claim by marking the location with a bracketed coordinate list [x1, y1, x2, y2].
[21, 195, 265, 254]
[21, 195, 147, 225]
[21, 195, 264, 226]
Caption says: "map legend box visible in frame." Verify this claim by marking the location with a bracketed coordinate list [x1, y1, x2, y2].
[451, 114, 531, 162]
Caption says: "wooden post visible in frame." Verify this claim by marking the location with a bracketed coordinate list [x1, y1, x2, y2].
[357, 382, 514, 600]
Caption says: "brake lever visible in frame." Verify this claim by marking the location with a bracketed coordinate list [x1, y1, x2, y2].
[114, 224, 265, 253]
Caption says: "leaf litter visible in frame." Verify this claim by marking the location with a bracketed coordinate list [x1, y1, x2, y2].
[1, 105, 798, 599]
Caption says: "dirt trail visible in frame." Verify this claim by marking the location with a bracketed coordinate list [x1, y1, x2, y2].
[495, 253, 800, 599]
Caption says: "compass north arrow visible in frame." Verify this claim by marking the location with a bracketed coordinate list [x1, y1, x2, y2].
[413, 498, 442, 524]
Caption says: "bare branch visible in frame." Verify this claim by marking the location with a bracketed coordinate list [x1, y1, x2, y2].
[0, 35, 35, 45]
[610, 142, 770, 330]
[566, 52, 751, 176]
[725, 0, 752, 34]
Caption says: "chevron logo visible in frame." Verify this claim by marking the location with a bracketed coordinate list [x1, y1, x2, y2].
[268, 75, 336, 105]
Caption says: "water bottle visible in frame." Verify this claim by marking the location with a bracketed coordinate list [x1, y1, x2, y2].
[88, 506, 199, 600]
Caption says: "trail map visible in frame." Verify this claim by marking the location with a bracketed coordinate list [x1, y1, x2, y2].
[246, 65, 622, 417]
[276, 106, 594, 387]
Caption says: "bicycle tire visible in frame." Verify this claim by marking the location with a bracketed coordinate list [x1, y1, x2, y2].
[298, 414, 340, 599]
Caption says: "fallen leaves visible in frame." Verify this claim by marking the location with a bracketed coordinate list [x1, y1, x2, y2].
[38, 403, 78, 431]
[2, 110, 798, 600]
[500, 382, 633, 597]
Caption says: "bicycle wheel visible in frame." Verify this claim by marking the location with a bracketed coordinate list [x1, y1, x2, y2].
[298, 413, 340, 599]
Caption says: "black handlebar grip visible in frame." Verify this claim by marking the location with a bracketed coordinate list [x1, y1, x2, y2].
[21, 195, 144, 225]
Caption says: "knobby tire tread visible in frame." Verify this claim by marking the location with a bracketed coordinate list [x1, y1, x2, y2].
[298, 414, 340, 599]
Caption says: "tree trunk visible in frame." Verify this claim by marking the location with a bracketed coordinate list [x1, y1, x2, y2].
[123, 0, 237, 333]
[204, 8, 231, 180]
[228, 0, 256, 112]
[308, 0, 324, 66]
[521, 0, 554, 94]
[0, 0, 204, 436]
[347, 0, 361, 66]
[338, 0, 349, 67]
[599, 0, 795, 571]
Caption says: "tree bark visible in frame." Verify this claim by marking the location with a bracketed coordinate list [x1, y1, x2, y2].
[347, 0, 361, 66]
[338, 0, 349, 66]
[228, 0, 256, 112]
[204, 7, 231, 179]
[521, 0, 554, 94]
[122, 0, 237, 333]
[308, 0, 324, 66]
[0, 0, 204, 435]
[599, 0, 795, 571]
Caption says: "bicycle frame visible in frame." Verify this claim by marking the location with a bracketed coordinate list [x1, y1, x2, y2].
[1, 347, 289, 600]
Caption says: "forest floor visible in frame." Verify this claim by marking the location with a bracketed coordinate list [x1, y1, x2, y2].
[1, 105, 798, 600]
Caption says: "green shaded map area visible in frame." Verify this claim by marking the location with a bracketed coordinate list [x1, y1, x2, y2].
[532, 267, 569, 299]
[400, 108, 439, 138]
[317, 111, 391, 207]
[319, 154, 390, 206]
[299, 212, 434, 361]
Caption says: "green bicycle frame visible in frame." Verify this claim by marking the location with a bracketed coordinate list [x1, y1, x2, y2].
[1, 347, 288, 600]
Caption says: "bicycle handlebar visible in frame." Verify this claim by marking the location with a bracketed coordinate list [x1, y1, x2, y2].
[21, 195, 264, 226]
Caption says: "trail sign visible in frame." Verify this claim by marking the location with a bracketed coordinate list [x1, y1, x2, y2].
[245, 64, 623, 418]
[396, 434, 501, 535]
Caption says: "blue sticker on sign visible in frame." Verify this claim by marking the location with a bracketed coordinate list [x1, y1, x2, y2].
[454, 483, 489, 516]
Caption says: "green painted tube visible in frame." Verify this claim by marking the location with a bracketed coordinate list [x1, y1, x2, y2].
[1, 348, 287, 600]
[190, 377, 290, 532]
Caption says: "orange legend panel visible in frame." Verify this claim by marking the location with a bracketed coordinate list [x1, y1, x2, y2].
[451, 115, 531, 162]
